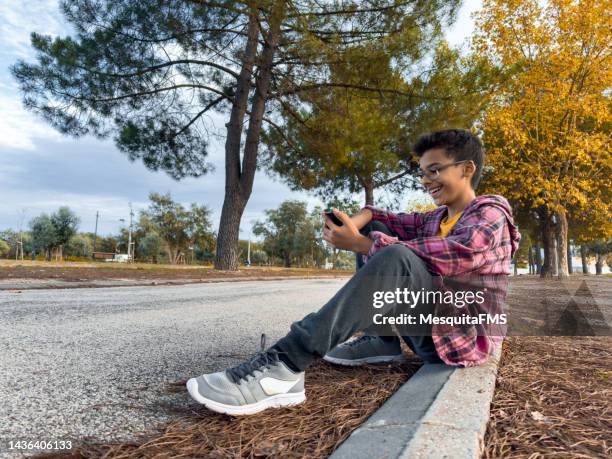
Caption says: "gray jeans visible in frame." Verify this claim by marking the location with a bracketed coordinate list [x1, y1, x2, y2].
[273, 221, 444, 371]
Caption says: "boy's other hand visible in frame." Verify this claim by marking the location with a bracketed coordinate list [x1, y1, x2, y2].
[322, 209, 373, 254]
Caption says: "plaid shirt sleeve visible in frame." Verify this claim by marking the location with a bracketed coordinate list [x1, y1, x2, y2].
[363, 205, 424, 240]
[366, 205, 509, 277]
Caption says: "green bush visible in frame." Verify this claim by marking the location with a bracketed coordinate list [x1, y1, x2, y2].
[0, 240, 10, 258]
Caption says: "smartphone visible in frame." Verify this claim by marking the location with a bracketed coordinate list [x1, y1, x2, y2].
[324, 209, 344, 226]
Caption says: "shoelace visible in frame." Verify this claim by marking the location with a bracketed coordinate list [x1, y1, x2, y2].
[346, 335, 377, 347]
[225, 333, 288, 384]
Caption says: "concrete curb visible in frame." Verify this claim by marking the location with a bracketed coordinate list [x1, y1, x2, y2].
[330, 344, 503, 459]
[0, 275, 352, 291]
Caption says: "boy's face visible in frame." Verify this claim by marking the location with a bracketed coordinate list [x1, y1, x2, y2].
[419, 148, 474, 206]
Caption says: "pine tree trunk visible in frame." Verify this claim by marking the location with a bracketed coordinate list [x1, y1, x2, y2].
[214, 4, 284, 270]
[538, 207, 554, 278]
[535, 240, 542, 275]
[527, 245, 533, 274]
[555, 208, 569, 278]
[216, 195, 246, 270]
[551, 233, 558, 277]
[595, 253, 603, 275]
[214, 13, 259, 271]
[580, 245, 588, 274]
[364, 183, 374, 206]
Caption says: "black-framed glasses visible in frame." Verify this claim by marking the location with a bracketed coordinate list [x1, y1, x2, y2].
[415, 160, 470, 180]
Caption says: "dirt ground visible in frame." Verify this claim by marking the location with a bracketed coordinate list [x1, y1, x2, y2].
[483, 335, 611, 458]
[483, 274, 611, 458]
[0, 260, 352, 285]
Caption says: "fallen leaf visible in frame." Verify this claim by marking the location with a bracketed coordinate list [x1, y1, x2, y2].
[530, 411, 549, 423]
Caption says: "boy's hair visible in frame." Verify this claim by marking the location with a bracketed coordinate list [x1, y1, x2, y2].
[413, 128, 485, 190]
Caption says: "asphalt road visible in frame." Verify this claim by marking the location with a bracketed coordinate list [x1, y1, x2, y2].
[0, 278, 348, 458]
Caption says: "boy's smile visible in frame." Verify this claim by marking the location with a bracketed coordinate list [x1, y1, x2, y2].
[418, 148, 476, 218]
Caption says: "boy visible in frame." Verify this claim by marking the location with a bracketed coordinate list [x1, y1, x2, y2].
[186, 128, 521, 416]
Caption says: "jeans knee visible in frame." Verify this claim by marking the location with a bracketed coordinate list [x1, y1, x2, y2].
[360, 220, 393, 237]
[373, 244, 427, 274]
[378, 243, 415, 259]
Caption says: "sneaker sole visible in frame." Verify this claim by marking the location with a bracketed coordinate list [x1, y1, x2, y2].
[186, 378, 306, 416]
[323, 354, 407, 366]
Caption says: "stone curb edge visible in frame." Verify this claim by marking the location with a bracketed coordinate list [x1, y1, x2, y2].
[330, 343, 503, 459]
[0, 275, 352, 291]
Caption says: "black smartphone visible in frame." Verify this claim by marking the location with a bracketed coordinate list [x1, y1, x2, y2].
[324, 209, 344, 226]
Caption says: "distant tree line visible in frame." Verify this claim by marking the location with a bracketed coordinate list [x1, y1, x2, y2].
[0, 194, 361, 269]
[1, 207, 81, 261]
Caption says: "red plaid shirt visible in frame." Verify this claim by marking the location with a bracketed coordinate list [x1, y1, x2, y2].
[363, 194, 522, 367]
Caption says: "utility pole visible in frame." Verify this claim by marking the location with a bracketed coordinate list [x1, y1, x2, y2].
[16, 238, 23, 261]
[92, 211, 99, 257]
[128, 203, 134, 262]
[16, 209, 25, 261]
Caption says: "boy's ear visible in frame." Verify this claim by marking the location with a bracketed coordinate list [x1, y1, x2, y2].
[463, 160, 476, 177]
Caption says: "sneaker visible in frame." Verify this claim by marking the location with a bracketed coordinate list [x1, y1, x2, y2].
[323, 335, 406, 366]
[186, 334, 305, 416]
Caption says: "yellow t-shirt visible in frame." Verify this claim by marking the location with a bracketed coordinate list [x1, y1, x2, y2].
[437, 211, 464, 238]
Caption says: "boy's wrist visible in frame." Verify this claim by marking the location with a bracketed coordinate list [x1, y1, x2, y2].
[354, 234, 374, 255]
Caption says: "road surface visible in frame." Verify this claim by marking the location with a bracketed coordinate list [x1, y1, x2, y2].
[0, 278, 348, 458]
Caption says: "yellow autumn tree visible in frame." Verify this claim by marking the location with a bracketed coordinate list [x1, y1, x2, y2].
[405, 196, 438, 213]
[474, 0, 612, 278]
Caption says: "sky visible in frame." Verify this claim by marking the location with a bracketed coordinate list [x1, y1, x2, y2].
[0, 0, 481, 238]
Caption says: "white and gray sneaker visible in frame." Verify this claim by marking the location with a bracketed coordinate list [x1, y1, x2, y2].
[186, 334, 305, 416]
[323, 335, 406, 366]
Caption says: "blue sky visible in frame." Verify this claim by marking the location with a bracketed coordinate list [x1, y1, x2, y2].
[0, 1, 481, 238]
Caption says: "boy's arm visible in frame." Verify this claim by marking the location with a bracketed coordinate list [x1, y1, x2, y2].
[350, 208, 373, 230]
[362, 205, 424, 240]
[366, 206, 508, 276]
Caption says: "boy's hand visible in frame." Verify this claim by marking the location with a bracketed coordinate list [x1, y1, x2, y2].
[322, 209, 373, 254]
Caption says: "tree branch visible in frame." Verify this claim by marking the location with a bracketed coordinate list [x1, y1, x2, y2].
[171, 95, 227, 139]
[286, 1, 417, 18]
[374, 169, 412, 187]
[58, 84, 228, 103]
[272, 83, 454, 101]
[261, 116, 302, 153]
[79, 59, 240, 79]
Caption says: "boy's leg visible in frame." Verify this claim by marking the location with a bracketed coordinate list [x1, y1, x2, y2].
[272, 244, 436, 371]
[356, 223, 443, 365]
[355, 220, 398, 271]
[187, 244, 440, 415]
[354, 220, 398, 340]
[325, 220, 400, 367]
[401, 335, 444, 364]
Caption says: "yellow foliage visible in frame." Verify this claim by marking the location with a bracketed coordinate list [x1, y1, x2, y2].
[475, 0, 611, 240]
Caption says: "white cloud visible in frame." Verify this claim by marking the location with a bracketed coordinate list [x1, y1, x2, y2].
[0, 0, 71, 150]
[0, 87, 66, 150]
[0, 0, 68, 60]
